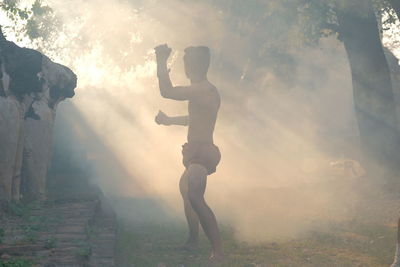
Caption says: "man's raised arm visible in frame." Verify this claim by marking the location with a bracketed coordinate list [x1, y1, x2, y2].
[155, 44, 196, 101]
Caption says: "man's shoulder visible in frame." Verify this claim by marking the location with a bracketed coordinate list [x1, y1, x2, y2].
[192, 81, 218, 94]
[206, 82, 220, 101]
[189, 82, 220, 107]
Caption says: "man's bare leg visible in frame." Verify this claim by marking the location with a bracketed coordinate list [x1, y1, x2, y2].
[187, 164, 224, 259]
[179, 170, 200, 248]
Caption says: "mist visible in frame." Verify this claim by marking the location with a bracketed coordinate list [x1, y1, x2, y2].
[19, 0, 400, 243]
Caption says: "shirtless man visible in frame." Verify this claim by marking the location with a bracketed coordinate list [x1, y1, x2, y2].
[154, 44, 223, 259]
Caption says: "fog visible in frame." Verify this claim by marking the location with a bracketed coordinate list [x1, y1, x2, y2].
[7, 0, 400, 242]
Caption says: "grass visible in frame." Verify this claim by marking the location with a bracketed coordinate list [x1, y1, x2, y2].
[0, 259, 33, 267]
[43, 237, 57, 249]
[0, 228, 4, 244]
[115, 198, 397, 267]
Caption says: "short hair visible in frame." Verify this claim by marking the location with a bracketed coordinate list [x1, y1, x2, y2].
[184, 46, 210, 77]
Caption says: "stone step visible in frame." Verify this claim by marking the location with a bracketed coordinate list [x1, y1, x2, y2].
[0, 195, 116, 266]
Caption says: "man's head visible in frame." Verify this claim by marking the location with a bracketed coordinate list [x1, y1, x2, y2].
[183, 46, 210, 81]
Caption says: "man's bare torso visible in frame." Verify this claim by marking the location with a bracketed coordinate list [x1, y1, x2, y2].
[187, 80, 220, 144]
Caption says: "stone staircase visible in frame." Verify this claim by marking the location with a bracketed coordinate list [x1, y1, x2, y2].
[0, 195, 116, 266]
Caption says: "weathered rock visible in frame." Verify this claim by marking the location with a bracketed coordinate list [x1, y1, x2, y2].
[0, 26, 45, 202]
[0, 28, 43, 100]
[0, 26, 77, 202]
[0, 95, 21, 201]
[0, 53, 39, 202]
[22, 55, 77, 201]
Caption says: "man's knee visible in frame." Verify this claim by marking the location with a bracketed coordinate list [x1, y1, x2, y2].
[188, 193, 204, 210]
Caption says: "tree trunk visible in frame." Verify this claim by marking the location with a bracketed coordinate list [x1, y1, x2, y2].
[337, 4, 400, 172]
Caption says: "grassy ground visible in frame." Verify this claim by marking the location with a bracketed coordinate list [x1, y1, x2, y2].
[114, 198, 398, 267]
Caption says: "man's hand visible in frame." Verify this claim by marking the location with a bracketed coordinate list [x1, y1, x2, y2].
[154, 44, 172, 63]
[155, 110, 171, 125]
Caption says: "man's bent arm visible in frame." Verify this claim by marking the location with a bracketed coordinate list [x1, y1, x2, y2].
[157, 59, 173, 97]
[167, 115, 189, 126]
[157, 60, 196, 101]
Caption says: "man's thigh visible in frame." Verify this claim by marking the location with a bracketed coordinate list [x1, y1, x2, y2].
[179, 169, 189, 197]
[187, 164, 208, 196]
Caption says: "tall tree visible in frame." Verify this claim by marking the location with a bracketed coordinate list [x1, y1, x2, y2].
[0, 0, 59, 48]
[336, 1, 400, 170]
[287, 0, 400, 173]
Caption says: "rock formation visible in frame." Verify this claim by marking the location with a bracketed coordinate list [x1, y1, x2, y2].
[0, 27, 77, 202]
[22, 56, 77, 201]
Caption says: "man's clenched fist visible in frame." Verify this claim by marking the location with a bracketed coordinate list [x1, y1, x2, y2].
[155, 110, 171, 125]
[155, 44, 172, 62]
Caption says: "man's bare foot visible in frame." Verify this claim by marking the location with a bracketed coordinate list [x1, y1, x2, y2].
[209, 252, 225, 261]
[208, 253, 225, 266]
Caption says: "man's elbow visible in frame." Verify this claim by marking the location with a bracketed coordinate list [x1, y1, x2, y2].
[160, 90, 169, 98]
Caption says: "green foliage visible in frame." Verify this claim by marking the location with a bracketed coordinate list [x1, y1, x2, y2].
[280, 0, 398, 46]
[0, 259, 32, 267]
[6, 201, 26, 217]
[0, 0, 61, 46]
[5, 201, 42, 218]
[297, 1, 338, 45]
[75, 246, 91, 258]
[0, 228, 4, 244]
[73, 240, 91, 258]
[21, 225, 39, 243]
[44, 237, 57, 249]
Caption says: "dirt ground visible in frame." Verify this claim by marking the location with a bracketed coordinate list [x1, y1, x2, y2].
[115, 181, 400, 267]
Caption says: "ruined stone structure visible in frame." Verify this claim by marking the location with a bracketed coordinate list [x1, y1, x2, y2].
[22, 56, 77, 201]
[0, 27, 77, 202]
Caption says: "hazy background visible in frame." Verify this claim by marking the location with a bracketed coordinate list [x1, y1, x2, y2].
[3, 0, 400, 242]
